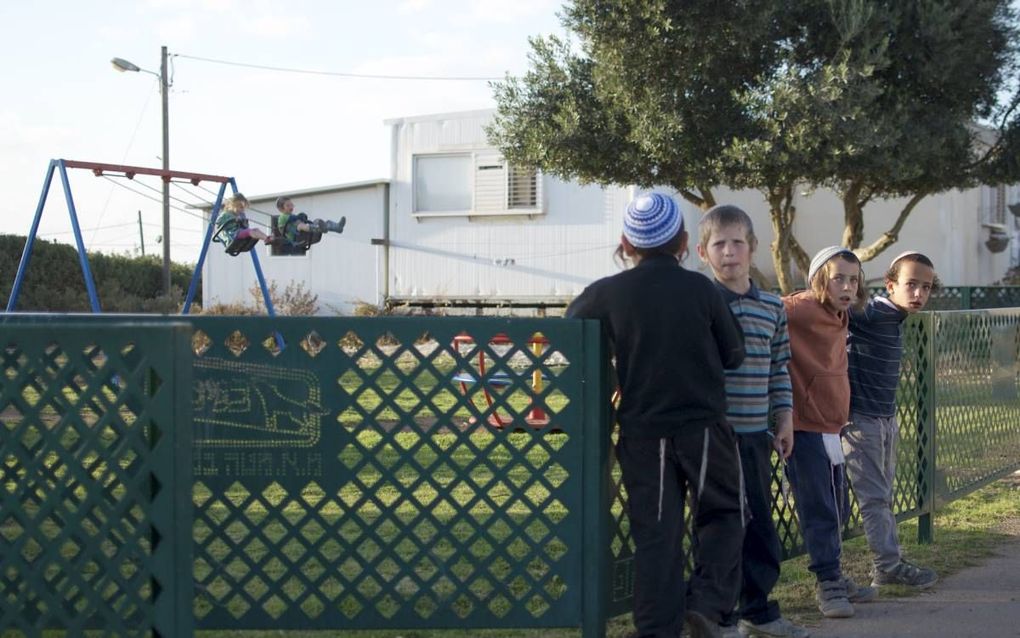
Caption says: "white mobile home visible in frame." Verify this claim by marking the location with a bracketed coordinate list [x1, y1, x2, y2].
[202, 109, 1019, 313]
[384, 109, 1017, 298]
[384, 109, 632, 308]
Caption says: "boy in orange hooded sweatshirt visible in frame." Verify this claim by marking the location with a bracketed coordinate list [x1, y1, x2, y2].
[782, 246, 876, 620]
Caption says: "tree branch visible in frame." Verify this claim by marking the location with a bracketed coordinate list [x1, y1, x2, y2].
[676, 189, 706, 208]
[854, 191, 929, 262]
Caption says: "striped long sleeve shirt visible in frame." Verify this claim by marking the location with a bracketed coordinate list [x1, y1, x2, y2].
[848, 296, 908, 417]
[715, 281, 793, 433]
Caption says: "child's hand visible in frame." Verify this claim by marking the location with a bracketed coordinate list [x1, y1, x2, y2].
[773, 412, 794, 460]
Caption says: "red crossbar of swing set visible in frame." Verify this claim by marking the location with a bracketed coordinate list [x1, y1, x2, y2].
[61, 159, 231, 185]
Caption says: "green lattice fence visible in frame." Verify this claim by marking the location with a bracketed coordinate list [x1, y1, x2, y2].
[0, 318, 193, 637]
[185, 317, 612, 635]
[4, 309, 1020, 637]
[929, 309, 1020, 500]
[867, 285, 1020, 310]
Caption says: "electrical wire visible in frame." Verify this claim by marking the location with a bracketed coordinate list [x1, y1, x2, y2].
[89, 86, 157, 247]
[174, 52, 503, 82]
[100, 176, 207, 223]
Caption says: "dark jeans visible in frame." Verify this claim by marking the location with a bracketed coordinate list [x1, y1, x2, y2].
[723, 431, 783, 626]
[785, 430, 849, 583]
[617, 421, 744, 638]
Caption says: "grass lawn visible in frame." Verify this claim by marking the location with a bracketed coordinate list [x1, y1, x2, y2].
[191, 473, 1020, 637]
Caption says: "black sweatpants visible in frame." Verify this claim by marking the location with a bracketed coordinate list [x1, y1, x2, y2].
[727, 431, 783, 626]
[617, 421, 745, 638]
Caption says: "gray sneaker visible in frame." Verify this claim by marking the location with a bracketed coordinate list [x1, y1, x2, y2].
[872, 560, 938, 589]
[737, 617, 811, 637]
[815, 579, 854, 618]
[841, 576, 877, 602]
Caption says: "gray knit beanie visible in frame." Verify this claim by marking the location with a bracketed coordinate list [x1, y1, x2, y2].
[808, 246, 857, 283]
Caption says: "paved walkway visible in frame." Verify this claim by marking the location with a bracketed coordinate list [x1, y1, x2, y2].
[811, 536, 1020, 638]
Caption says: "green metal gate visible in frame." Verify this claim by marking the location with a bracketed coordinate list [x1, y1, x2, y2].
[0, 318, 193, 637]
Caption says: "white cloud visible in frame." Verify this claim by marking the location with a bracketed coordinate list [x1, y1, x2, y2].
[157, 14, 199, 43]
[456, 0, 564, 26]
[397, 0, 432, 14]
[241, 14, 312, 38]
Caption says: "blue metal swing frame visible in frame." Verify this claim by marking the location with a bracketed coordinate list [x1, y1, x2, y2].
[5, 159, 279, 322]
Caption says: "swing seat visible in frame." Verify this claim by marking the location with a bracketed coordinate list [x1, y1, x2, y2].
[272, 224, 323, 255]
[212, 225, 260, 256]
[224, 236, 260, 256]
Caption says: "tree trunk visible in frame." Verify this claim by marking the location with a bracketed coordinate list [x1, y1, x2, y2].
[768, 185, 798, 294]
[841, 180, 866, 249]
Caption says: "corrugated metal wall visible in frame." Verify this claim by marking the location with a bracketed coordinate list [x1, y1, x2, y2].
[387, 110, 633, 304]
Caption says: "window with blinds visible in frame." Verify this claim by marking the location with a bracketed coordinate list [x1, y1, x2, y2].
[413, 152, 543, 217]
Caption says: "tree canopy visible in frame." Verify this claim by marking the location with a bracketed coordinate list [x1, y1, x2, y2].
[489, 0, 1020, 290]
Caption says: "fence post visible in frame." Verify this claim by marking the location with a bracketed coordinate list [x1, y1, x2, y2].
[916, 312, 936, 544]
[960, 287, 973, 310]
[581, 320, 611, 638]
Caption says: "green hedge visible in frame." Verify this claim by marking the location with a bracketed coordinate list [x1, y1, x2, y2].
[0, 234, 197, 313]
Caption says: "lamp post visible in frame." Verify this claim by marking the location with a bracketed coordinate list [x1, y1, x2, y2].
[111, 46, 171, 296]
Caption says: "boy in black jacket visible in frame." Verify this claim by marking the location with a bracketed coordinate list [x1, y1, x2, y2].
[567, 193, 746, 638]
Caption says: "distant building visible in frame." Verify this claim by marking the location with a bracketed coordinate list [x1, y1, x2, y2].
[201, 109, 1019, 314]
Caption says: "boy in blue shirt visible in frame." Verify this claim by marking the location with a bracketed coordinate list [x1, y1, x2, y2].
[696, 205, 808, 638]
[844, 251, 939, 589]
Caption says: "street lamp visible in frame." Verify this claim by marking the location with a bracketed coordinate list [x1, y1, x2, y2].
[112, 46, 171, 296]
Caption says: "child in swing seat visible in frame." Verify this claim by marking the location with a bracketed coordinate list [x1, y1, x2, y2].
[567, 192, 746, 638]
[274, 196, 346, 250]
[215, 193, 271, 244]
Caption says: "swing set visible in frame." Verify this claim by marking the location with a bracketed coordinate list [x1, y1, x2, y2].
[4, 158, 280, 316]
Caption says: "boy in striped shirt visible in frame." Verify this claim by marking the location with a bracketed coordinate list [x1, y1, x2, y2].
[844, 252, 939, 589]
[696, 206, 807, 638]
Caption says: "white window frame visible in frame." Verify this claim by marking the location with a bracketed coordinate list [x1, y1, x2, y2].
[411, 150, 544, 218]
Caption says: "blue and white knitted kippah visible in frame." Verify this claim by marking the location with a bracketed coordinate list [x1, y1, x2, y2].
[623, 193, 683, 248]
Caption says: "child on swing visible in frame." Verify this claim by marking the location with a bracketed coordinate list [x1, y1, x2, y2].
[273, 196, 346, 252]
[215, 193, 271, 245]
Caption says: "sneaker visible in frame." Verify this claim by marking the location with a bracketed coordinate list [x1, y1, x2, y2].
[737, 617, 811, 637]
[815, 579, 854, 618]
[685, 610, 723, 638]
[872, 560, 938, 589]
[841, 576, 877, 603]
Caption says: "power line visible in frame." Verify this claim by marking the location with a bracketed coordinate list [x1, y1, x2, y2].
[91, 86, 157, 246]
[175, 52, 503, 82]
[100, 176, 208, 223]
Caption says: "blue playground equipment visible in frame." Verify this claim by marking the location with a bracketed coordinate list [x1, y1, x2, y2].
[4, 159, 278, 318]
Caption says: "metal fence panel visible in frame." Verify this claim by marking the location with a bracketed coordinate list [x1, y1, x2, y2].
[0, 319, 192, 637]
[930, 309, 1020, 500]
[186, 316, 603, 633]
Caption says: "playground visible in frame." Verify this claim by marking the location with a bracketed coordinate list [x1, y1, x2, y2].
[0, 160, 1019, 637]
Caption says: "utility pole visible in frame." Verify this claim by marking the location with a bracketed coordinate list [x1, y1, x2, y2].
[160, 45, 171, 295]
[138, 210, 145, 256]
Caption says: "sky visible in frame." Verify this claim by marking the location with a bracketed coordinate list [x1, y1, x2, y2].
[0, 0, 567, 263]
